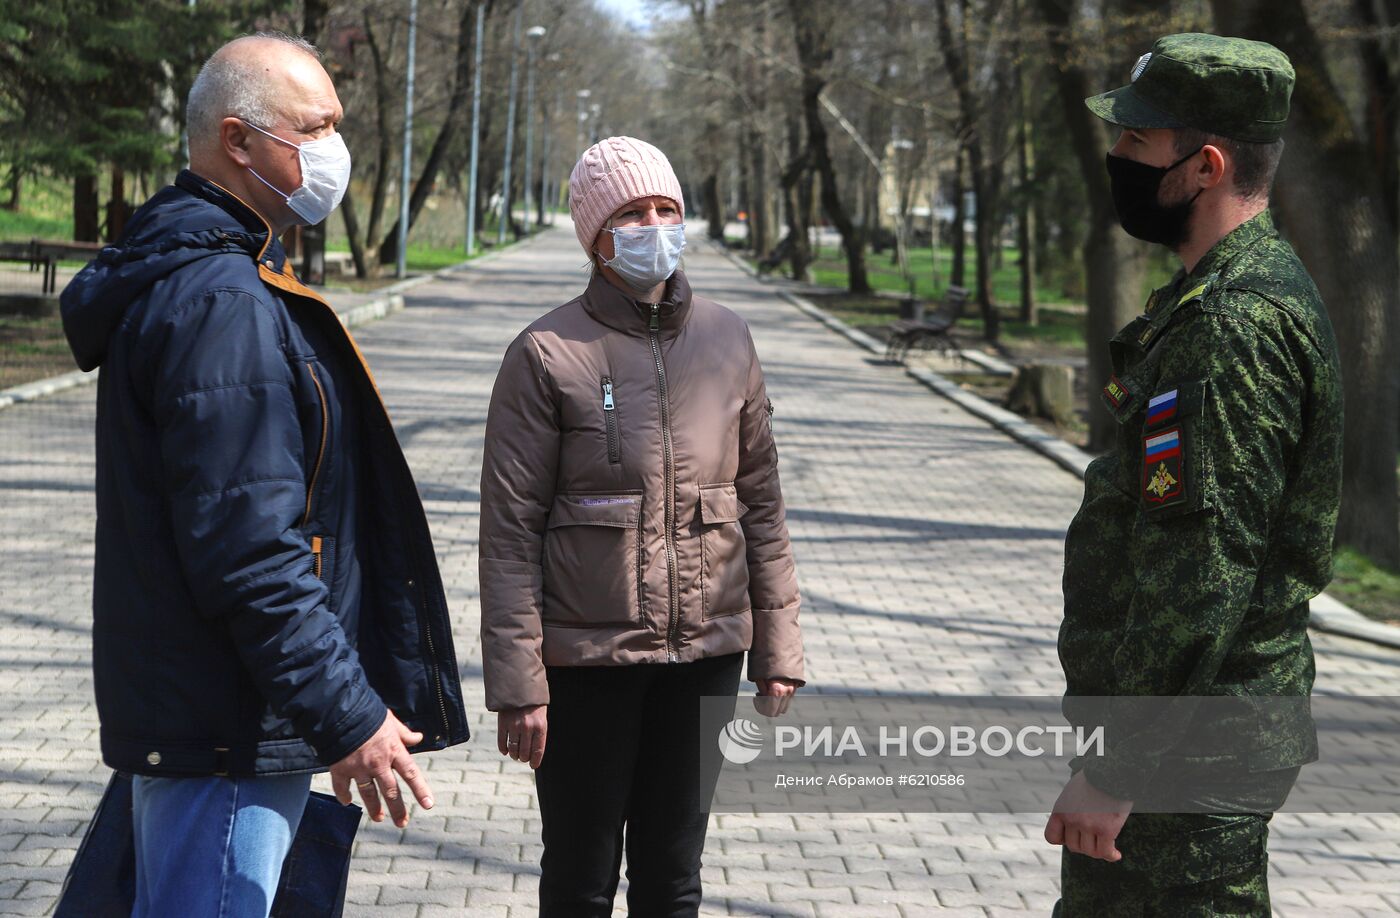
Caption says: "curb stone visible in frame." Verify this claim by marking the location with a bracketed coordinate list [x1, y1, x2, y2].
[0, 231, 544, 413]
[709, 241, 1400, 653]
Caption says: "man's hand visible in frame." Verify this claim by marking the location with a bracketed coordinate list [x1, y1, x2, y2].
[498, 704, 548, 769]
[755, 678, 800, 717]
[1044, 770, 1133, 862]
[329, 710, 432, 828]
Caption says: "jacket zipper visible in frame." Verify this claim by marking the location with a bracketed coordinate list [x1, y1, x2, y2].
[602, 377, 621, 465]
[416, 582, 451, 743]
[304, 363, 330, 585]
[302, 362, 329, 528]
[649, 304, 681, 662]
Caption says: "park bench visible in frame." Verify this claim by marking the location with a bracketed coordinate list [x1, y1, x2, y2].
[884, 284, 968, 363]
[0, 239, 103, 294]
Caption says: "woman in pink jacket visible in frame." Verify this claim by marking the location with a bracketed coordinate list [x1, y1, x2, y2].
[478, 136, 806, 915]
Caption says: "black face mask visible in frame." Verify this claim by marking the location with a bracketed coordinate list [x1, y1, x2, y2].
[1105, 147, 1204, 247]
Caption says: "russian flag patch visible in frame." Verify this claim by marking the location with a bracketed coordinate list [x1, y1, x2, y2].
[1146, 388, 1178, 426]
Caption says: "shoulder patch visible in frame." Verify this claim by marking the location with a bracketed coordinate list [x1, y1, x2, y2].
[1146, 387, 1178, 426]
[1142, 426, 1186, 508]
[1103, 375, 1131, 409]
[1177, 282, 1210, 307]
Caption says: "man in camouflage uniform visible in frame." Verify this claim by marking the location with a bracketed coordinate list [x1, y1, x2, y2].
[1046, 34, 1344, 916]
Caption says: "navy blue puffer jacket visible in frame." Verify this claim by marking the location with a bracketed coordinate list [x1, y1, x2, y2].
[60, 170, 468, 776]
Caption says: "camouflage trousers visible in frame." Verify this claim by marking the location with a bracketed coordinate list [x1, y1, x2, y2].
[1051, 811, 1271, 917]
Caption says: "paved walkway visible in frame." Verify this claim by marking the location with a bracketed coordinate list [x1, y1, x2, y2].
[0, 224, 1396, 916]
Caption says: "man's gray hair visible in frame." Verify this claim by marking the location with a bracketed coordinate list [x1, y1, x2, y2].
[186, 32, 320, 154]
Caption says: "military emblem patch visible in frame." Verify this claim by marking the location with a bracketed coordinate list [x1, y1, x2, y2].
[1103, 375, 1130, 409]
[1142, 426, 1185, 506]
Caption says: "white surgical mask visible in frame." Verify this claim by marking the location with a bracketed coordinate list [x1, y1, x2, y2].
[242, 120, 351, 226]
[601, 223, 686, 291]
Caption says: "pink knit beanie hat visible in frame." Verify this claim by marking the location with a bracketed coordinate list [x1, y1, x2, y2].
[569, 136, 686, 253]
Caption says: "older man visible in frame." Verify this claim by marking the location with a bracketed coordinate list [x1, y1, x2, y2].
[59, 33, 467, 916]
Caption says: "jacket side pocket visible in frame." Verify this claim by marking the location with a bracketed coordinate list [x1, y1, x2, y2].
[699, 482, 750, 620]
[542, 491, 643, 627]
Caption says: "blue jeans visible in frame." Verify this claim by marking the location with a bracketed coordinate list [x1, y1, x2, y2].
[131, 773, 313, 918]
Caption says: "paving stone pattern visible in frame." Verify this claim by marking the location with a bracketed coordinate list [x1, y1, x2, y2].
[0, 226, 1395, 916]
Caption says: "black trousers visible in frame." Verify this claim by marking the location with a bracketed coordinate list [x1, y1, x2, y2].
[534, 651, 744, 918]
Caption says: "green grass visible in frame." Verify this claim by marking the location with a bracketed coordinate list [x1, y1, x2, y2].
[810, 245, 1076, 309]
[0, 207, 73, 241]
[792, 286, 1089, 354]
[1330, 548, 1400, 623]
[328, 213, 538, 280]
[0, 171, 89, 241]
[0, 315, 76, 388]
[791, 240, 1179, 314]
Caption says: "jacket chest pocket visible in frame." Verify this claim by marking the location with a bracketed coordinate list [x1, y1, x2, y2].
[542, 491, 643, 627]
[699, 483, 750, 619]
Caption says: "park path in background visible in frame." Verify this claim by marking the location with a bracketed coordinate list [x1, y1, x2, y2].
[0, 223, 1396, 917]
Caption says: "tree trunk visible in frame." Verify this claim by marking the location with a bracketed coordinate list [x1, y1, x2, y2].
[106, 165, 128, 242]
[951, 146, 967, 288]
[379, 0, 490, 267]
[780, 111, 812, 281]
[788, 0, 869, 294]
[934, 0, 1001, 341]
[738, 130, 754, 250]
[341, 188, 369, 279]
[750, 126, 770, 256]
[1214, 0, 1400, 566]
[3, 167, 19, 212]
[1035, 0, 1156, 451]
[968, 140, 999, 342]
[702, 173, 724, 240]
[73, 173, 99, 242]
[302, 0, 330, 44]
[1016, 46, 1038, 325]
[361, 10, 397, 275]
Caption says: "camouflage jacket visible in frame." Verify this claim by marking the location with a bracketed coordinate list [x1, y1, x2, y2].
[1060, 210, 1344, 800]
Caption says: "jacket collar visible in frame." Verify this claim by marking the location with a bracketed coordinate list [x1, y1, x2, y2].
[581, 270, 694, 337]
[175, 169, 288, 274]
[1187, 208, 1276, 285]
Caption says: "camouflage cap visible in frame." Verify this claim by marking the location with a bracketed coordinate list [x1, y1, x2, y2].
[1085, 33, 1294, 143]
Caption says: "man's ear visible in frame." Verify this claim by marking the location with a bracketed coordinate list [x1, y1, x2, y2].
[221, 117, 254, 169]
[1198, 144, 1228, 192]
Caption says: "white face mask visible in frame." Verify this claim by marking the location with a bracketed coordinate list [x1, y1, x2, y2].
[601, 223, 686, 292]
[241, 120, 351, 226]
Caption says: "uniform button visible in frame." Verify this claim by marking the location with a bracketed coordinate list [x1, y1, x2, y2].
[407, 579, 415, 588]
[146, 751, 162, 766]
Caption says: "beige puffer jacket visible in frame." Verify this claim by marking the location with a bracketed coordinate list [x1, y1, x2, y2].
[478, 271, 805, 711]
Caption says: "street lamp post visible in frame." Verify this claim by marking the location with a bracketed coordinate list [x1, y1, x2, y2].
[396, 0, 418, 278]
[534, 57, 557, 228]
[523, 26, 546, 237]
[497, 3, 523, 247]
[589, 102, 601, 145]
[465, 1, 485, 257]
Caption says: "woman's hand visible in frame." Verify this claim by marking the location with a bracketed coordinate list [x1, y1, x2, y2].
[754, 678, 800, 717]
[497, 704, 548, 769]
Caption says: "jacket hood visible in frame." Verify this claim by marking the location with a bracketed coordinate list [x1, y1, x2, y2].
[60, 170, 275, 371]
